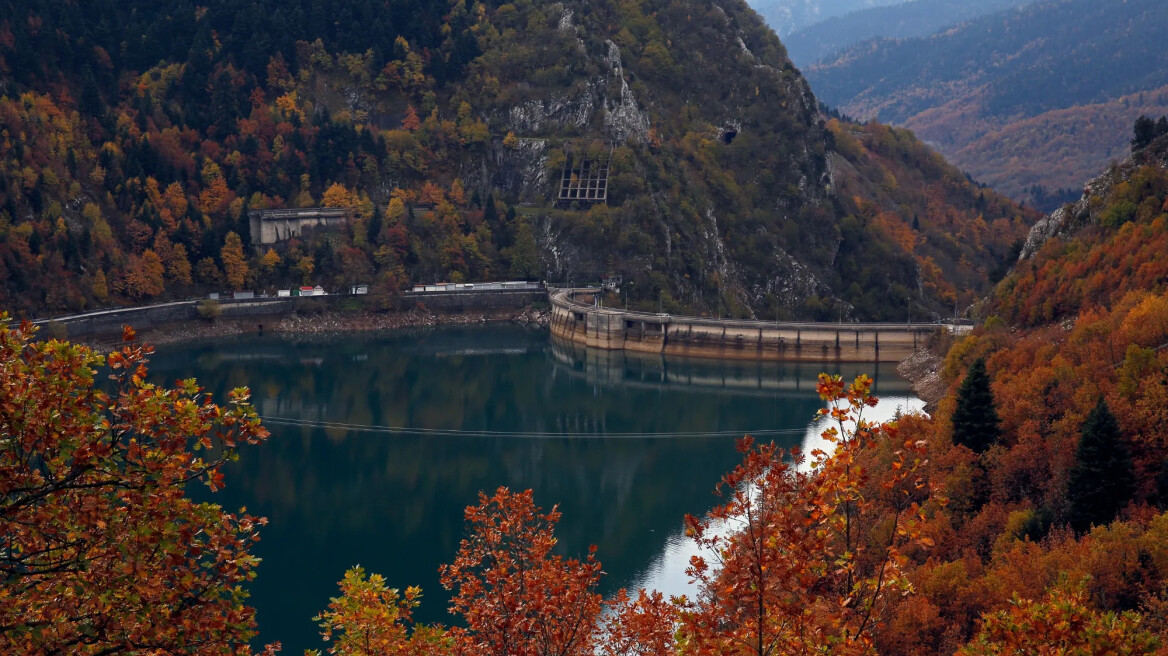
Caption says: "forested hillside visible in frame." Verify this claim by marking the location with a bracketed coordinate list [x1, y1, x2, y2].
[854, 126, 1168, 655]
[783, 0, 1034, 68]
[0, 0, 1031, 321]
[806, 0, 1168, 208]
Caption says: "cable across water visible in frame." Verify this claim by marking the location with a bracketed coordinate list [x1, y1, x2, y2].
[259, 415, 810, 439]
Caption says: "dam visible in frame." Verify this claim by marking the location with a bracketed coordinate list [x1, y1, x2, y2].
[549, 288, 955, 363]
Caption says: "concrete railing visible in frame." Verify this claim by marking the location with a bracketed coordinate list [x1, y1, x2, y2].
[549, 288, 956, 363]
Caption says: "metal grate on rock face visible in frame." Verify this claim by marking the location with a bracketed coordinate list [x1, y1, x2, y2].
[557, 142, 613, 205]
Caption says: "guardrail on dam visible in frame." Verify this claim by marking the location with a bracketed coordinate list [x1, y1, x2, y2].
[549, 288, 956, 363]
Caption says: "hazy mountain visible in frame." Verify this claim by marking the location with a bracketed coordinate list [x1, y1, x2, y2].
[783, 0, 1036, 67]
[805, 0, 1168, 207]
[746, 0, 906, 36]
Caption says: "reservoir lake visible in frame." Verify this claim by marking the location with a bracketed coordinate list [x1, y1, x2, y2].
[149, 324, 923, 652]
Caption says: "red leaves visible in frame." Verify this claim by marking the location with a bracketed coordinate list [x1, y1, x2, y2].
[0, 319, 272, 655]
[439, 487, 602, 656]
[673, 374, 941, 656]
[601, 589, 678, 656]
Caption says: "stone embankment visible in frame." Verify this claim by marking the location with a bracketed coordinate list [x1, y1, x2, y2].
[74, 306, 551, 349]
[24, 289, 550, 343]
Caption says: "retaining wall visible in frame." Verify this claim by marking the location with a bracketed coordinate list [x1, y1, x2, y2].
[549, 288, 943, 363]
[29, 290, 547, 340]
[405, 290, 545, 312]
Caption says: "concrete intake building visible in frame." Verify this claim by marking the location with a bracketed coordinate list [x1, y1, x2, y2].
[248, 208, 351, 246]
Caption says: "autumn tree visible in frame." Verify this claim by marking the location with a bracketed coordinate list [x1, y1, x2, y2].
[958, 584, 1160, 655]
[951, 358, 1002, 453]
[308, 566, 450, 656]
[679, 375, 937, 656]
[297, 255, 316, 284]
[124, 249, 166, 298]
[169, 243, 193, 285]
[1068, 398, 1136, 533]
[439, 487, 603, 656]
[602, 589, 678, 656]
[401, 105, 421, 131]
[0, 321, 276, 655]
[221, 231, 249, 290]
[323, 182, 358, 208]
[91, 268, 109, 302]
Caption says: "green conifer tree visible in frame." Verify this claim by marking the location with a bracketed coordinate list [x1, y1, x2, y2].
[951, 358, 1002, 453]
[1067, 398, 1136, 533]
[505, 219, 539, 280]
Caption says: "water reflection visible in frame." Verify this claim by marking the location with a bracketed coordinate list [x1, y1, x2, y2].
[628, 393, 928, 600]
[148, 326, 919, 653]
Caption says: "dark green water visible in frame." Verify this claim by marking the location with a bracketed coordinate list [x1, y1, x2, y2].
[149, 325, 919, 653]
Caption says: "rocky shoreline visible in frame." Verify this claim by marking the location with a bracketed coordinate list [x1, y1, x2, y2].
[84, 306, 552, 350]
[896, 348, 948, 409]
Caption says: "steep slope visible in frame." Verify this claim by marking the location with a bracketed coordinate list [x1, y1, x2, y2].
[0, 0, 1029, 321]
[989, 132, 1168, 327]
[783, 0, 1035, 68]
[805, 0, 1168, 207]
[860, 134, 1168, 655]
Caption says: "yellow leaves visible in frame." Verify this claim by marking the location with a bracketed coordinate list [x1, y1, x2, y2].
[220, 232, 248, 290]
[260, 248, 281, 271]
[322, 182, 357, 208]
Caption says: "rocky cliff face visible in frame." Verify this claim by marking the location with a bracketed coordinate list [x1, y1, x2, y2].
[452, 0, 840, 318]
[1020, 136, 1168, 259]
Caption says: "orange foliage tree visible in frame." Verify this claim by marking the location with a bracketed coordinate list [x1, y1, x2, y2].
[221, 231, 249, 290]
[439, 487, 603, 656]
[0, 322, 276, 655]
[958, 583, 1161, 656]
[678, 374, 938, 656]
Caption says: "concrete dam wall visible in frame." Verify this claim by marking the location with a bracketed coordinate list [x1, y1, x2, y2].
[549, 288, 945, 363]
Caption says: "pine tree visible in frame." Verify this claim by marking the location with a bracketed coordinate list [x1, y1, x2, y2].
[1067, 398, 1135, 533]
[1132, 115, 1158, 151]
[951, 358, 1002, 453]
[367, 204, 384, 245]
[482, 192, 498, 228]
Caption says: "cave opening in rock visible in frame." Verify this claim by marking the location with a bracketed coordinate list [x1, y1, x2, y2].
[722, 130, 737, 144]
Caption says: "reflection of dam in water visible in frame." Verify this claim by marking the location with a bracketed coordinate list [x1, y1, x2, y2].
[549, 334, 913, 398]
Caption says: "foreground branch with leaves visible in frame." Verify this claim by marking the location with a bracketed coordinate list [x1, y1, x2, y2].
[677, 374, 940, 656]
[0, 320, 277, 655]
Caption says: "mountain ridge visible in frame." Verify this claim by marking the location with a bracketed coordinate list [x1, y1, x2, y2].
[805, 0, 1168, 207]
[0, 0, 1031, 321]
[783, 0, 1034, 67]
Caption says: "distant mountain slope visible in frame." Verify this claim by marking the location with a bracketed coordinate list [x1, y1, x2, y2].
[783, 0, 1035, 67]
[805, 0, 1168, 207]
[927, 85, 1168, 205]
[746, 0, 904, 36]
